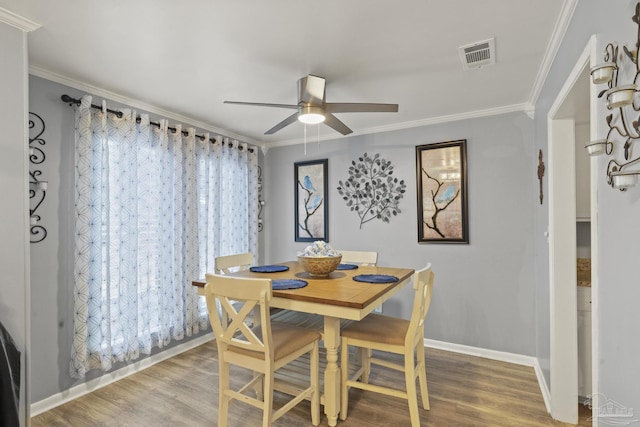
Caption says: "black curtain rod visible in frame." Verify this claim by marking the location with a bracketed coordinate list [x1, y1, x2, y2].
[60, 95, 254, 153]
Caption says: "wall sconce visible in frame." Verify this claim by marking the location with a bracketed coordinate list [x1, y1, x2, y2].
[588, 2, 640, 191]
[590, 62, 617, 84]
[610, 170, 640, 190]
[584, 139, 612, 156]
[29, 112, 48, 242]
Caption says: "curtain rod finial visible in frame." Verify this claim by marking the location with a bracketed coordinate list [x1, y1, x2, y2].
[61, 94, 78, 104]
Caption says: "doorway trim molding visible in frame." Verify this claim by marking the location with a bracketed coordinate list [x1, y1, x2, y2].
[546, 35, 598, 424]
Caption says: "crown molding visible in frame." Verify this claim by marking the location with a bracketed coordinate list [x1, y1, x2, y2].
[524, 103, 536, 119]
[528, 0, 579, 108]
[29, 65, 262, 147]
[268, 103, 530, 148]
[32, 65, 535, 151]
[0, 7, 40, 32]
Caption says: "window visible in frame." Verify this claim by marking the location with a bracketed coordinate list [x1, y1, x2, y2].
[71, 97, 258, 377]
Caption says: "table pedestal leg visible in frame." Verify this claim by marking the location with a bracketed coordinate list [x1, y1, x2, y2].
[323, 316, 341, 426]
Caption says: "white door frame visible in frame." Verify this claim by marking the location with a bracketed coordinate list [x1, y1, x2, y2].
[546, 35, 599, 424]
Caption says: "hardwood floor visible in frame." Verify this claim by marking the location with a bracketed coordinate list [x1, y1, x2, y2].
[32, 341, 591, 426]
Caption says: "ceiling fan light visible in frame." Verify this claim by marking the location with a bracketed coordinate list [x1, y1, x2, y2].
[298, 106, 325, 124]
[299, 113, 325, 124]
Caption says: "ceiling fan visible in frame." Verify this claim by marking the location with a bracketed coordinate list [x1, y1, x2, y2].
[224, 75, 398, 136]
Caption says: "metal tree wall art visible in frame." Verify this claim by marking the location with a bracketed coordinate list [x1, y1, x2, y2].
[337, 152, 406, 229]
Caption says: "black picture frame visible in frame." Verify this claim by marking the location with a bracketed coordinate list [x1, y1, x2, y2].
[416, 140, 468, 243]
[294, 159, 329, 242]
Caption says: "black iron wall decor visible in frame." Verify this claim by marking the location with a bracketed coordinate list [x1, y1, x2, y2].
[257, 165, 264, 232]
[337, 152, 406, 229]
[587, 2, 640, 190]
[28, 112, 48, 243]
[538, 149, 545, 205]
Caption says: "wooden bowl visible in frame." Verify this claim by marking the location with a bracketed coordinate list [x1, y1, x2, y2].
[297, 255, 342, 277]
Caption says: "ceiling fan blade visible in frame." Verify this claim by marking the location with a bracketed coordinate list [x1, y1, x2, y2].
[325, 102, 399, 113]
[265, 112, 299, 134]
[298, 75, 326, 105]
[224, 100, 298, 109]
[324, 113, 353, 135]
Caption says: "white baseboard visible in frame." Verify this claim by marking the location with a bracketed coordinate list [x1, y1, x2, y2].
[533, 358, 552, 414]
[424, 338, 550, 413]
[424, 338, 537, 366]
[32, 335, 551, 417]
[30, 333, 214, 416]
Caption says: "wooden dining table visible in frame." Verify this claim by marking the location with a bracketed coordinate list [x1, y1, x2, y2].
[192, 260, 414, 427]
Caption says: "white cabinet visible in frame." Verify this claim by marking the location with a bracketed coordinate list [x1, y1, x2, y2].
[577, 286, 592, 398]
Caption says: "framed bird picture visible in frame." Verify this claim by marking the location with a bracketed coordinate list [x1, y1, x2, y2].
[416, 140, 468, 243]
[294, 159, 329, 242]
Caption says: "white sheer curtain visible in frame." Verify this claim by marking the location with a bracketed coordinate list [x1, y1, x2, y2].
[70, 95, 258, 378]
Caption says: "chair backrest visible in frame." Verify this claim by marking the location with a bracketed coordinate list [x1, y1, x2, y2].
[406, 264, 434, 348]
[338, 250, 378, 266]
[215, 252, 253, 274]
[205, 273, 273, 358]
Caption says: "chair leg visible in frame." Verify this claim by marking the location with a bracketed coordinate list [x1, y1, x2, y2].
[404, 352, 421, 427]
[311, 341, 320, 426]
[417, 346, 430, 410]
[253, 371, 264, 401]
[262, 371, 274, 427]
[340, 339, 350, 421]
[218, 360, 230, 427]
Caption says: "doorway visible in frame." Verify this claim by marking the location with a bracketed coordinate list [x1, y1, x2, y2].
[547, 36, 598, 424]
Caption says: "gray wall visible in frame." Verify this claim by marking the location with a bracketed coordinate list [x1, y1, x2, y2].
[534, 0, 640, 411]
[0, 20, 30, 425]
[264, 112, 537, 355]
[28, 71, 541, 402]
[23, 0, 640, 416]
[27, 76, 215, 403]
[28, 76, 79, 402]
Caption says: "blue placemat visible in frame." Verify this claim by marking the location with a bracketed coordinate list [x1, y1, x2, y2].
[352, 274, 399, 284]
[250, 265, 290, 273]
[336, 263, 359, 270]
[272, 279, 308, 290]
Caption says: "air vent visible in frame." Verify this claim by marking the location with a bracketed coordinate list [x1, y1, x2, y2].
[459, 38, 495, 70]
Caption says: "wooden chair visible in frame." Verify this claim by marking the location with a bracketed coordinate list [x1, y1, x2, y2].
[338, 250, 378, 266]
[215, 253, 258, 325]
[205, 274, 321, 427]
[215, 252, 253, 274]
[340, 264, 434, 427]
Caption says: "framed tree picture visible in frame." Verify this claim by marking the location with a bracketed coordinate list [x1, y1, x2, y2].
[416, 140, 468, 243]
[294, 159, 328, 242]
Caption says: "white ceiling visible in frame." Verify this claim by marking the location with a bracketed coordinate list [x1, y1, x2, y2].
[9, 0, 568, 147]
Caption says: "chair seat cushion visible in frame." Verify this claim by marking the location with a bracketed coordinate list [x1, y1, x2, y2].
[229, 322, 321, 361]
[341, 314, 409, 347]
